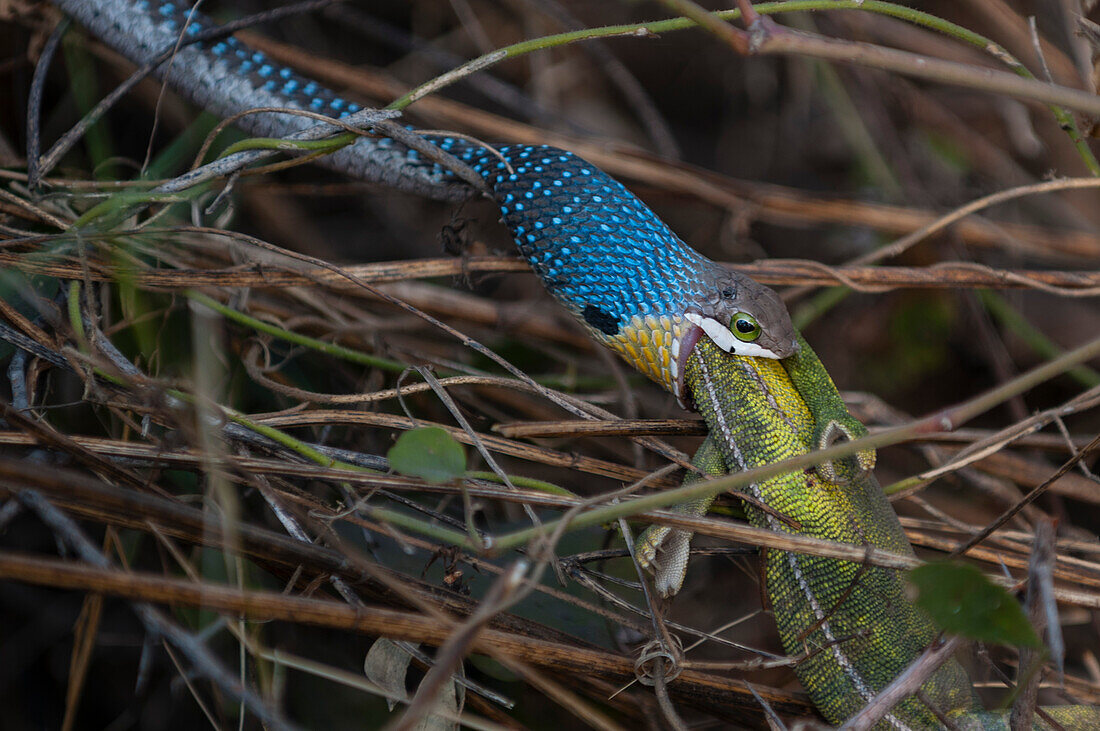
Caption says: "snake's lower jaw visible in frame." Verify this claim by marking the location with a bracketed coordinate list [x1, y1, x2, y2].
[674, 318, 773, 408]
[674, 324, 705, 408]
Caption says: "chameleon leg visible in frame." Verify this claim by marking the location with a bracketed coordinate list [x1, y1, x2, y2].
[636, 435, 725, 598]
[782, 333, 876, 483]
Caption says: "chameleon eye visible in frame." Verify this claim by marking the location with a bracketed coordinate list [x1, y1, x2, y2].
[731, 312, 760, 342]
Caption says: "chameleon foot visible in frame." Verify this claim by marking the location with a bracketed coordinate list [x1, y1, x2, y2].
[814, 418, 876, 484]
[635, 524, 693, 598]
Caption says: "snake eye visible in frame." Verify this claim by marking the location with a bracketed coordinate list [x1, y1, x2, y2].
[731, 312, 760, 342]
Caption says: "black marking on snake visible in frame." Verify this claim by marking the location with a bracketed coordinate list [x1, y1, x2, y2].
[583, 305, 620, 336]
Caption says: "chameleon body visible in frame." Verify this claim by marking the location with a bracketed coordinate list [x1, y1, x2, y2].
[685, 338, 971, 728]
[677, 338, 1099, 730]
[57, 2, 1099, 727]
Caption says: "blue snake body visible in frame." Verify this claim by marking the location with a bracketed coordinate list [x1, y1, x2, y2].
[66, 0, 469, 198]
[434, 138, 724, 392]
[57, 0, 797, 397]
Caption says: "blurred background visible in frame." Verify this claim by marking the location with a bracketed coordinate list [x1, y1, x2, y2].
[0, 0, 1098, 728]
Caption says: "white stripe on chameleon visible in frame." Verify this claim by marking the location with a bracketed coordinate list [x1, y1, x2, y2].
[693, 355, 911, 731]
[684, 313, 782, 360]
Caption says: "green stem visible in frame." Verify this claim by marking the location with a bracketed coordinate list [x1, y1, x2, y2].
[73, 191, 192, 229]
[362, 505, 475, 548]
[978, 290, 1100, 388]
[466, 471, 574, 497]
[185, 290, 409, 373]
[220, 136, 347, 156]
[152, 383, 375, 473]
[225, 411, 347, 468]
[67, 280, 86, 343]
[397, 334, 1100, 553]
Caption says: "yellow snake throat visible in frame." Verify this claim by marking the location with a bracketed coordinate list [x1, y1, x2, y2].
[604, 314, 689, 392]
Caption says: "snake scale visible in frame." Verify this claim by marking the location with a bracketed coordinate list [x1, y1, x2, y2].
[55, 1, 1100, 727]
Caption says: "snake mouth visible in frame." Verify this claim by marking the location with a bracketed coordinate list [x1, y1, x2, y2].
[674, 324, 705, 408]
[675, 312, 797, 407]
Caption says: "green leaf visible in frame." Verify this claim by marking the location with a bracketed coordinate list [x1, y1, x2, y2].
[908, 562, 1040, 648]
[388, 427, 466, 484]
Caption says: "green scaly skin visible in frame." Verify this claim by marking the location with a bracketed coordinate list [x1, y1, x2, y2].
[783, 333, 877, 483]
[634, 332, 870, 597]
[642, 335, 1100, 729]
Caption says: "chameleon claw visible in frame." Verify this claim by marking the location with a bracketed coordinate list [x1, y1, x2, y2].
[635, 524, 670, 571]
[635, 524, 691, 598]
[815, 419, 876, 484]
[816, 452, 843, 484]
[856, 444, 877, 473]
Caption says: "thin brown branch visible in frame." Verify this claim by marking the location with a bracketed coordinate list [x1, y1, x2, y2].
[9, 252, 1100, 294]
[838, 636, 965, 730]
[950, 432, 1100, 557]
[0, 550, 814, 719]
[240, 33, 1100, 259]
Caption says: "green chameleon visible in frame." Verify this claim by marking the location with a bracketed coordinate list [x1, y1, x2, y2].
[637, 333, 1099, 729]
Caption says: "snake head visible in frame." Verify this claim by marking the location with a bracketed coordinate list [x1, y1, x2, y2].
[684, 268, 798, 358]
[675, 269, 798, 404]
